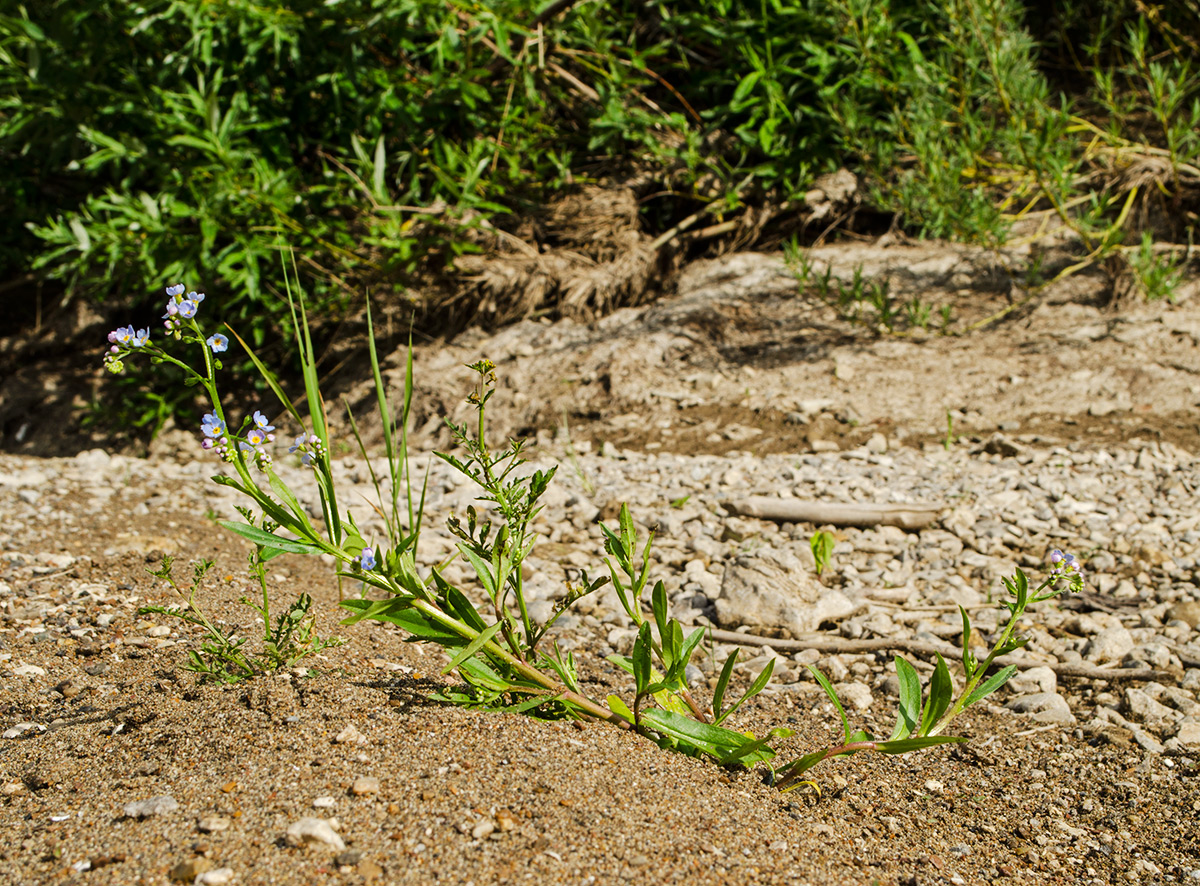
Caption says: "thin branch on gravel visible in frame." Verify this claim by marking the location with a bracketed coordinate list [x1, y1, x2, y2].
[727, 497, 943, 529]
[704, 627, 1177, 683]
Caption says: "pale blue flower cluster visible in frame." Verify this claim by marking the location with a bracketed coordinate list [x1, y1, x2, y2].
[162, 283, 205, 335]
[103, 324, 151, 372]
[289, 432, 327, 466]
[1049, 549, 1082, 578]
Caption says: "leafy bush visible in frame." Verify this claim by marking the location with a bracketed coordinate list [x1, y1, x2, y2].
[4, 1, 1199, 429]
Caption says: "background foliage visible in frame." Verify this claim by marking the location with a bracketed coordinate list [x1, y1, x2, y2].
[2, 0, 1198, 427]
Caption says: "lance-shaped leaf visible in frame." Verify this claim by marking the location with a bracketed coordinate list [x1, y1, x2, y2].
[442, 621, 505, 675]
[962, 664, 1018, 709]
[219, 521, 318, 555]
[918, 653, 954, 736]
[889, 655, 922, 741]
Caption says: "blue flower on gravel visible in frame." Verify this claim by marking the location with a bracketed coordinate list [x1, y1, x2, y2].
[1050, 549, 1082, 577]
[112, 326, 135, 346]
[166, 283, 186, 298]
[200, 412, 226, 439]
[245, 427, 269, 447]
[176, 299, 198, 319]
[207, 333, 229, 353]
[357, 547, 377, 571]
[130, 328, 150, 348]
[251, 410, 275, 432]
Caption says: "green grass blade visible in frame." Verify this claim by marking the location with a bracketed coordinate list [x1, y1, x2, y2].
[807, 664, 851, 743]
[712, 649, 739, 721]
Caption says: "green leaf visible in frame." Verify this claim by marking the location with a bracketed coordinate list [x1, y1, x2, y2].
[807, 664, 852, 742]
[716, 656, 775, 727]
[442, 621, 505, 675]
[679, 627, 707, 671]
[444, 583, 487, 633]
[779, 748, 830, 779]
[651, 580, 669, 651]
[719, 727, 792, 766]
[890, 655, 922, 741]
[963, 664, 1018, 709]
[455, 655, 516, 692]
[632, 622, 653, 698]
[640, 709, 778, 764]
[339, 599, 460, 645]
[874, 735, 967, 754]
[713, 649, 739, 721]
[607, 694, 634, 722]
[959, 605, 975, 675]
[459, 543, 498, 598]
[219, 521, 316, 554]
[918, 653, 954, 736]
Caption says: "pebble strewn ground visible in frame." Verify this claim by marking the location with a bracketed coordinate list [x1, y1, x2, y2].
[2, 437, 1200, 884]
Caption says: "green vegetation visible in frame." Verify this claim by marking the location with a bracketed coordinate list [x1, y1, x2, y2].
[3, 1, 1198, 413]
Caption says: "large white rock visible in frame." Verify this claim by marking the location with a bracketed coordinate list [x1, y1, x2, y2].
[715, 548, 854, 637]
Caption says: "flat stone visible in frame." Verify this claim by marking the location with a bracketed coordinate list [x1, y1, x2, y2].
[833, 681, 873, 711]
[1007, 666, 1057, 696]
[195, 870, 235, 885]
[197, 816, 230, 833]
[1085, 626, 1135, 664]
[351, 776, 380, 796]
[1006, 692, 1075, 724]
[2, 722, 46, 740]
[1167, 601, 1200, 629]
[123, 795, 180, 819]
[715, 547, 854, 636]
[286, 817, 345, 851]
[169, 857, 213, 882]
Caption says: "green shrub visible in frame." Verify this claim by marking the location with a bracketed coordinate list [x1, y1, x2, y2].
[3, 1, 1198, 433]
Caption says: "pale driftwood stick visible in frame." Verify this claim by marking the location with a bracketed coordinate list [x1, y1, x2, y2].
[704, 628, 1175, 683]
[728, 497, 943, 529]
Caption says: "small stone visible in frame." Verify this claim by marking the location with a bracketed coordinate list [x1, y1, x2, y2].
[2, 782, 24, 795]
[357, 860, 384, 882]
[3, 722, 46, 739]
[195, 869, 235, 885]
[1007, 692, 1075, 724]
[123, 795, 179, 819]
[1167, 601, 1200, 629]
[13, 664, 46, 677]
[833, 681, 873, 711]
[1007, 666, 1057, 696]
[169, 857, 213, 882]
[312, 796, 337, 809]
[286, 817, 345, 851]
[197, 816, 230, 834]
[334, 725, 367, 745]
[495, 808, 518, 832]
[471, 818, 496, 840]
[1085, 627, 1135, 664]
[146, 625, 171, 638]
[1175, 721, 1200, 747]
[334, 849, 364, 866]
[351, 776, 380, 796]
[924, 779, 945, 794]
